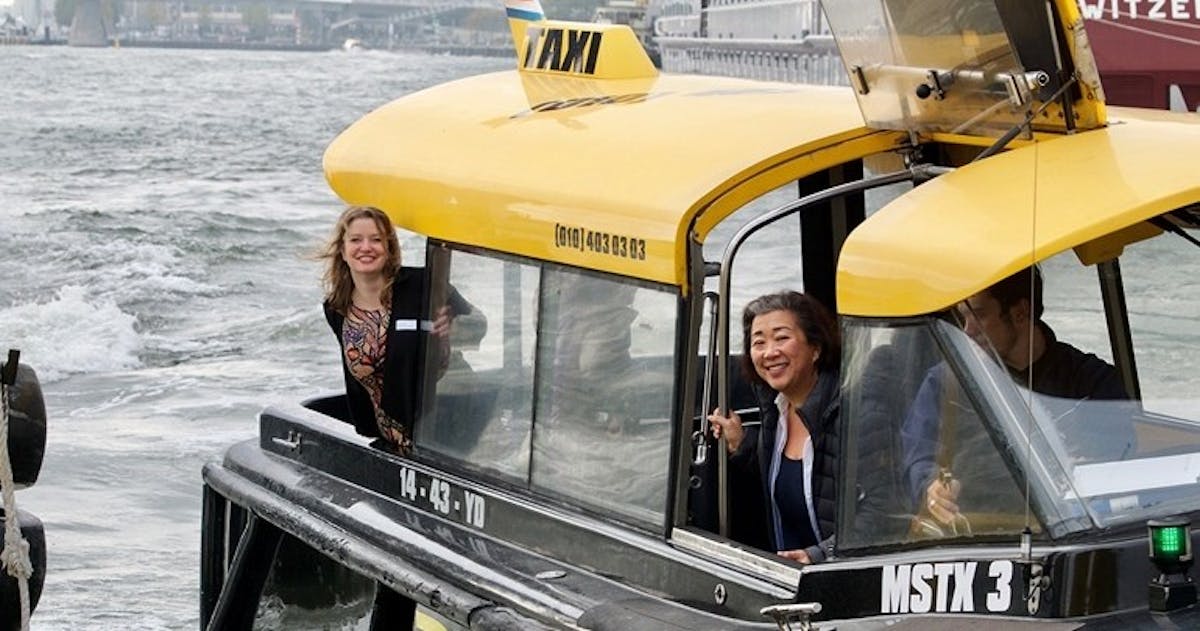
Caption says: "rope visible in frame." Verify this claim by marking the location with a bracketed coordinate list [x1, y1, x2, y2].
[0, 378, 32, 631]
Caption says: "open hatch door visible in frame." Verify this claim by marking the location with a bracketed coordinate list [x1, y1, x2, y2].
[822, 0, 1108, 140]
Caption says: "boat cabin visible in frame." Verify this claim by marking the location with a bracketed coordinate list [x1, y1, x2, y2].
[201, 1, 1200, 629]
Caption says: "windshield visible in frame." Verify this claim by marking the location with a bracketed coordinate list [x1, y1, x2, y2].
[839, 319, 1051, 551]
[840, 305, 1200, 553]
[822, 0, 1040, 137]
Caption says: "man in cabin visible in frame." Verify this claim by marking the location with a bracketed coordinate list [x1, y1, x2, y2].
[900, 265, 1133, 530]
[545, 272, 640, 433]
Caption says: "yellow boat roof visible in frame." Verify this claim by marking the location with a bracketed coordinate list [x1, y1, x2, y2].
[838, 107, 1200, 317]
[324, 70, 903, 288]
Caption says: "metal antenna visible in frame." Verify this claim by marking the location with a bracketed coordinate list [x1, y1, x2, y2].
[1022, 123, 1041, 563]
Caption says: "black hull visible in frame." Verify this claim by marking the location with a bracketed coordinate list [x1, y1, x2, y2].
[200, 397, 1200, 630]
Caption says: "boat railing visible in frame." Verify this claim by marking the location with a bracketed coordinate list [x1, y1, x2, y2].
[655, 34, 846, 85]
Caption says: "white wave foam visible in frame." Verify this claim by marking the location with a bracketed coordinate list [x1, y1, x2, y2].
[0, 285, 141, 382]
[65, 240, 218, 301]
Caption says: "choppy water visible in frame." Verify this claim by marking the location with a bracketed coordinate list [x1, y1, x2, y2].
[0, 45, 510, 629]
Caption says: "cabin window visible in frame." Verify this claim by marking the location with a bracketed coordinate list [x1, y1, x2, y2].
[1021, 251, 1142, 471]
[531, 267, 677, 525]
[1048, 225, 1200, 529]
[839, 319, 1033, 552]
[992, 248, 1192, 531]
[685, 160, 908, 553]
[703, 185, 808, 316]
[416, 248, 538, 483]
[1039, 252, 1113, 369]
[841, 234, 1200, 542]
[1119, 231, 1200, 420]
[416, 246, 677, 526]
[686, 183, 815, 550]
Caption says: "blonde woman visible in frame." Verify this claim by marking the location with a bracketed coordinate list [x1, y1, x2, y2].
[320, 206, 451, 452]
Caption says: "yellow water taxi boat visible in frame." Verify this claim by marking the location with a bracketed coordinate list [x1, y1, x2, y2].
[201, 0, 1200, 628]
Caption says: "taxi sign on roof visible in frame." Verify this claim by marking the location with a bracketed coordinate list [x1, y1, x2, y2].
[505, 0, 657, 80]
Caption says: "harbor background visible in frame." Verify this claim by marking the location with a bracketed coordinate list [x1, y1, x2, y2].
[0, 44, 510, 629]
[0, 0, 604, 51]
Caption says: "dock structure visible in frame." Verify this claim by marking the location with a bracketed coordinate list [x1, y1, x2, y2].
[65, 0, 503, 50]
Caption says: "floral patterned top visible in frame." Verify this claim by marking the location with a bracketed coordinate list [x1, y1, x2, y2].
[342, 303, 411, 452]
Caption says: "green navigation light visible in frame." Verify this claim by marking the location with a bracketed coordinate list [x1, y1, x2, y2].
[1153, 524, 1189, 562]
[1149, 517, 1192, 565]
[1147, 516, 1196, 613]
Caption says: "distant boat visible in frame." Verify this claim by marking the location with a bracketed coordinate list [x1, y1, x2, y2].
[342, 38, 365, 52]
[1079, 3, 1200, 111]
[648, 0, 1200, 110]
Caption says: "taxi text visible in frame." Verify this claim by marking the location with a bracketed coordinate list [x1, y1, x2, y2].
[523, 27, 603, 75]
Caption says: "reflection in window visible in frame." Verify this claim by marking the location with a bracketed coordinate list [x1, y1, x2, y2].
[531, 268, 676, 525]
[417, 250, 537, 482]
[415, 249, 678, 527]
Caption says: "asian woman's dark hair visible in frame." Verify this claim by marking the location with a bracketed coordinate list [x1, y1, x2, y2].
[739, 291, 840, 387]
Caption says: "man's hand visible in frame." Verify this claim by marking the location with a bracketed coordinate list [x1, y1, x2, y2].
[778, 549, 812, 564]
[708, 408, 745, 454]
[431, 305, 452, 339]
[923, 475, 962, 525]
[433, 306, 452, 374]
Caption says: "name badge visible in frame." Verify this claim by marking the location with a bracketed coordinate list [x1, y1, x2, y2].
[395, 319, 435, 332]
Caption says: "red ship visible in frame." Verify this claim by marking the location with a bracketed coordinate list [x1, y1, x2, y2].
[1082, 2, 1197, 109]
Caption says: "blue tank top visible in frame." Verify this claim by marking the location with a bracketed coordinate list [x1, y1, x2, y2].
[774, 456, 818, 551]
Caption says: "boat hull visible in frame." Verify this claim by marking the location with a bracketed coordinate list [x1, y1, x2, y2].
[201, 397, 1200, 629]
[200, 399, 793, 629]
